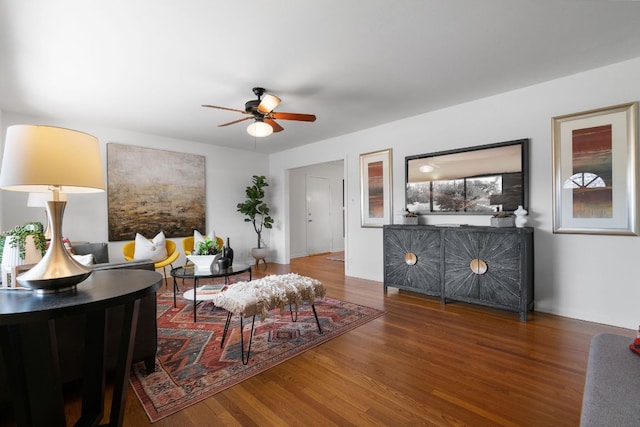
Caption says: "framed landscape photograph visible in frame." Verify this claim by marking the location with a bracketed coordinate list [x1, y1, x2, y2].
[360, 148, 392, 227]
[552, 102, 638, 235]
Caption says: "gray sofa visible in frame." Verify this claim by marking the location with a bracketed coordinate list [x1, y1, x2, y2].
[0, 243, 159, 410]
[581, 333, 640, 426]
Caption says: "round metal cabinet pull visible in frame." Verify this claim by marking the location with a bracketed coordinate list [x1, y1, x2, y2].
[470, 258, 488, 275]
[405, 252, 417, 265]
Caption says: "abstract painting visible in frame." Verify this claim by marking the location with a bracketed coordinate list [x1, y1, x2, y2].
[107, 143, 206, 241]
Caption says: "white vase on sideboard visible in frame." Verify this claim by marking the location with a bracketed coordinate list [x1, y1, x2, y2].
[514, 205, 528, 228]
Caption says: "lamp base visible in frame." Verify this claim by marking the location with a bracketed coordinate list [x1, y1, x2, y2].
[18, 270, 91, 294]
[16, 200, 92, 294]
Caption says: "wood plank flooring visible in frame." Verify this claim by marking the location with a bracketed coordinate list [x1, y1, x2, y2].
[10, 254, 635, 426]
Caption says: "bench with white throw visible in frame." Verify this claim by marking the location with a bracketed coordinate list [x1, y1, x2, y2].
[211, 273, 326, 364]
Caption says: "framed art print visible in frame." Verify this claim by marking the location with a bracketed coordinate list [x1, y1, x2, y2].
[360, 148, 392, 227]
[552, 102, 638, 235]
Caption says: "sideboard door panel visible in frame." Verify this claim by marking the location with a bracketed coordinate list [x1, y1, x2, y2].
[445, 230, 521, 309]
[383, 227, 442, 296]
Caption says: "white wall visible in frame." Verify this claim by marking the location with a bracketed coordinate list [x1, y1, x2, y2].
[270, 56, 640, 329]
[0, 112, 270, 267]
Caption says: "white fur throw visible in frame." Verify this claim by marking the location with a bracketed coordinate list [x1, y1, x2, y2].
[211, 273, 325, 319]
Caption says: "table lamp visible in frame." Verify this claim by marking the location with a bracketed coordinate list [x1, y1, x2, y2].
[27, 191, 68, 240]
[0, 125, 105, 293]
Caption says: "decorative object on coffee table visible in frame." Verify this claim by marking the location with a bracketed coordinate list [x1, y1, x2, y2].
[223, 237, 234, 266]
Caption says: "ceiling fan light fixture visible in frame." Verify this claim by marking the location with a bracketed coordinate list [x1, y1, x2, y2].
[257, 94, 281, 114]
[247, 120, 273, 137]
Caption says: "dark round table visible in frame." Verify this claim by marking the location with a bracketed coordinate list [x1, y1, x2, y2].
[0, 269, 162, 427]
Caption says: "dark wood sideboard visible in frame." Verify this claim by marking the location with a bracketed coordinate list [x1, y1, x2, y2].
[383, 225, 534, 321]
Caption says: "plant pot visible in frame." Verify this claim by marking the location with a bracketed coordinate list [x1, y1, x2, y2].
[186, 254, 221, 273]
[251, 247, 268, 261]
[1, 235, 42, 268]
[490, 217, 515, 227]
[403, 217, 418, 225]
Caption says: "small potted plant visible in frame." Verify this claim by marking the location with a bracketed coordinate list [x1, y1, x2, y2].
[195, 236, 221, 255]
[490, 211, 515, 227]
[403, 209, 419, 225]
[187, 236, 222, 273]
[0, 221, 47, 264]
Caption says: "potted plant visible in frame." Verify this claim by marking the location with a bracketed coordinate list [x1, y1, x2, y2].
[187, 236, 222, 273]
[237, 175, 274, 262]
[195, 236, 221, 255]
[403, 209, 419, 225]
[0, 221, 47, 265]
[490, 211, 515, 227]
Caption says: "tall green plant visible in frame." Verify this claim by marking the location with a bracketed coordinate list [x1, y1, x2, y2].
[237, 175, 274, 249]
[0, 222, 47, 263]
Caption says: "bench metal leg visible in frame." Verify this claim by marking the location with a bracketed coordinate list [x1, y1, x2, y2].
[239, 315, 256, 365]
[311, 304, 322, 333]
[289, 303, 322, 334]
[220, 311, 233, 348]
[219, 312, 257, 364]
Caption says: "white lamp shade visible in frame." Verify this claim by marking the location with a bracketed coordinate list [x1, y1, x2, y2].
[27, 191, 68, 207]
[0, 125, 105, 193]
[257, 94, 281, 114]
[247, 121, 273, 137]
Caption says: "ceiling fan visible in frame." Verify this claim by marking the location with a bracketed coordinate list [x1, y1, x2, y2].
[202, 87, 316, 137]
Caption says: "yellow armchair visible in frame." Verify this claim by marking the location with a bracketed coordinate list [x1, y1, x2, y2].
[122, 239, 180, 286]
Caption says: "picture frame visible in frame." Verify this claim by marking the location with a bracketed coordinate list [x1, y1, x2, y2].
[107, 143, 206, 241]
[552, 102, 638, 235]
[360, 148, 393, 227]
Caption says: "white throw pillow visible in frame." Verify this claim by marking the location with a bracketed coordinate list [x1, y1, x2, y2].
[133, 231, 168, 262]
[193, 229, 216, 250]
[72, 254, 94, 266]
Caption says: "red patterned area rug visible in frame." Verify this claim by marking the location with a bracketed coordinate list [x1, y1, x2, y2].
[129, 288, 384, 422]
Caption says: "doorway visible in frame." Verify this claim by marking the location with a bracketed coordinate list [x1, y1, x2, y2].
[288, 160, 344, 259]
[306, 176, 331, 255]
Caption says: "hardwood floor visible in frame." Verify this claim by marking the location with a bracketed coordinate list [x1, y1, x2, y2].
[16, 254, 635, 426]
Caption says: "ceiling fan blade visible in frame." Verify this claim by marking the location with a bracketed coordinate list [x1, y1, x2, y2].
[202, 104, 248, 114]
[218, 116, 253, 127]
[265, 119, 284, 132]
[270, 112, 316, 122]
[257, 94, 281, 114]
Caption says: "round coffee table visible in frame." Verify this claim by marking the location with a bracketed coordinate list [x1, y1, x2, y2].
[170, 263, 252, 322]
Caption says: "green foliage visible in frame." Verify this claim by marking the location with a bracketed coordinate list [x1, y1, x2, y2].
[237, 175, 274, 249]
[195, 236, 220, 255]
[0, 222, 47, 263]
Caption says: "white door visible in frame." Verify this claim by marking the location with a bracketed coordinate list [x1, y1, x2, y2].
[306, 176, 331, 255]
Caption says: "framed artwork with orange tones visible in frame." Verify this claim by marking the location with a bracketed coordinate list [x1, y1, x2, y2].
[360, 148, 392, 227]
[552, 102, 638, 235]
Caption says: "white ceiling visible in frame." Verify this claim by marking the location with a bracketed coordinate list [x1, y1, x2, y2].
[1, 1, 640, 154]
